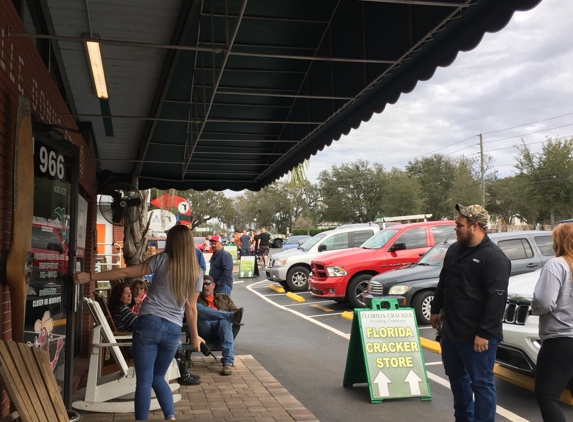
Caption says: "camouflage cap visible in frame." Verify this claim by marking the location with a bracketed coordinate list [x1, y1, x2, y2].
[455, 204, 489, 228]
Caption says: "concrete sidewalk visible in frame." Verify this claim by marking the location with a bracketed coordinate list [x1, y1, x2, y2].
[79, 354, 319, 421]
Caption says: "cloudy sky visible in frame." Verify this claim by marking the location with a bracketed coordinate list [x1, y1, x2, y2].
[303, 0, 573, 183]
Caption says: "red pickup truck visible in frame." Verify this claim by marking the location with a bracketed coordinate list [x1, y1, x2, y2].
[308, 221, 455, 307]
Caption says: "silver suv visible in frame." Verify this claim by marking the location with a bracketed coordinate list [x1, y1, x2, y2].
[266, 223, 380, 291]
[361, 231, 554, 324]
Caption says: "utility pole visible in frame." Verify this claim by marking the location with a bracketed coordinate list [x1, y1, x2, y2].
[479, 133, 485, 206]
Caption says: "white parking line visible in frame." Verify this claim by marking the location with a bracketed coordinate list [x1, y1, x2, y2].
[246, 279, 531, 422]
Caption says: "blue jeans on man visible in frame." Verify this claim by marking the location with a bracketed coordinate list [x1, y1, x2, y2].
[197, 303, 235, 366]
[440, 335, 501, 422]
[215, 283, 232, 295]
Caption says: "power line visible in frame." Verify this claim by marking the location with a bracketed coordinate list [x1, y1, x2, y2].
[484, 123, 573, 144]
[482, 112, 573, 135]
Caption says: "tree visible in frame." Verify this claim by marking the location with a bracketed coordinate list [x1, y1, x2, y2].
[318, 160, 386, 223]
[515, 137, 573, 227]
[486, 175, 538, 229]
[381, 169, 423, 217]
[406, 155, 457, 219]
[449, 157, 483, 207]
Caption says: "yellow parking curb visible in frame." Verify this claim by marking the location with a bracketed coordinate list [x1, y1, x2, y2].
[341, 311, 354, 321]
[268, 284, 285, 293]
[286, 292, 305, 302]
[420, 337, 441, 354]
[493, 364, 573, 405]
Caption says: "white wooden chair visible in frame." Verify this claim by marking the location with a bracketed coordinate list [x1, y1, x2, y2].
[72, 298, 181, 413]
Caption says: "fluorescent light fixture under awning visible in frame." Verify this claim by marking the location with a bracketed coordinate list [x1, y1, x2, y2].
[85, 39, 108, 99]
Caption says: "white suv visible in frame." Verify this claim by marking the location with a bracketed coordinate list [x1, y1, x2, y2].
[265, 224, 380, 291]
[496, 269, 543, 375]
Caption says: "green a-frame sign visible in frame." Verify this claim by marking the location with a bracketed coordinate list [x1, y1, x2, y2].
[343, 298, 432, 403]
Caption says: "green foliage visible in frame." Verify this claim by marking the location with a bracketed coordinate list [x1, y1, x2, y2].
[515, 137, 573, 224]
[292, 228, 333, 236]
[318, 160, 386, 223]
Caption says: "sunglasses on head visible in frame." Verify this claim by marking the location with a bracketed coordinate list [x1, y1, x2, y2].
[204, 281, 213, 286]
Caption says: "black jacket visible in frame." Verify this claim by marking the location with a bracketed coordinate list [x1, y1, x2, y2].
[430, 235, 511, 342]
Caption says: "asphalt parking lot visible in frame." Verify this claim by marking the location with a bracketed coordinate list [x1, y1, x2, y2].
[226, 248, 573, 422]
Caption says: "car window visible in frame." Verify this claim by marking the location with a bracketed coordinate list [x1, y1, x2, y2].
[362, 229, 400, 249]
[302, 233, 327, 250]
[418, 243, 451, 266]
[534, 235, 554, 256]
[394, 227, 427, 249]
[431, 225, 455, 243]
[498, 239, 533, 260]
[321, 232, 349, 251]
[352, 230, 374, 247]
[32, 226, 63, 252]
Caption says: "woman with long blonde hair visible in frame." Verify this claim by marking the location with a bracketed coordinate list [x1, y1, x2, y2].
[532, 223, 573, 422]
[74, 225, 202, 420]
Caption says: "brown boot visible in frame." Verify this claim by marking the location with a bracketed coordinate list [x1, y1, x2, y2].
[221, 364, 232, 376]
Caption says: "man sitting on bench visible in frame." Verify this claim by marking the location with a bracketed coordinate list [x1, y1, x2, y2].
[197, 275, 244, 375]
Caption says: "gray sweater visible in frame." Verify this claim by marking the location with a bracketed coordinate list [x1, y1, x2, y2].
[532, 256, 573, 341]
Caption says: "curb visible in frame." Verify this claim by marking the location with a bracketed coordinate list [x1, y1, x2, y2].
[286, 292, 305, 302]
[341, 311, 354, 321]
[420, 337, 441, 354]
[268, 284, 285, 293]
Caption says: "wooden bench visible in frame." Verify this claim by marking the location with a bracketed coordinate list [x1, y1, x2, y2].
[0, 340, 69, 422]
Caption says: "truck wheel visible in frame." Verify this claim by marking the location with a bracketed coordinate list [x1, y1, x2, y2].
[412, 291, 434, 325]
[347, 274, 371, 308]
[272, 238, 283, 248]
[286, 266, 309, 291]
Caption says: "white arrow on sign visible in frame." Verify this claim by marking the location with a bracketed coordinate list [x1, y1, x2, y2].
[248, 271, 252, 277]
[373, 371, 391, 397]
[240, 272, 244, 277]
[404, 370, 422, 396]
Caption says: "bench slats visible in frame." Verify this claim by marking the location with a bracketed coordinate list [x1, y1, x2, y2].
[0, 340, 68, 422]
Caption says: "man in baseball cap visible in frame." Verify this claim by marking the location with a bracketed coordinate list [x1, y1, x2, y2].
[209, 235, 234, 295]
[430, 203, 510, 422]
[455, 203, 489, 230]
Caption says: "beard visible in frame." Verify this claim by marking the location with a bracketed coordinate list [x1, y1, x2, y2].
[456, 230, 473, 247]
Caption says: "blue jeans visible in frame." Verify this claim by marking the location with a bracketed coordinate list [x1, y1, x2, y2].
[215, 283, 232, 295]
[132, 315, 181, 420]
[440, 335, 501, 422]
[241, 247, 250, 257]
[196, 304, 235, 365]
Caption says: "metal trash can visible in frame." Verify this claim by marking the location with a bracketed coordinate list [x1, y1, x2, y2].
[68, 410, 82, 422]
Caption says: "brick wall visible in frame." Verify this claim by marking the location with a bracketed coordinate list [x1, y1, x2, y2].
[0, 1, 98, 416]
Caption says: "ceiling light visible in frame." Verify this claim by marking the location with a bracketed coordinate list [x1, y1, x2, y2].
[85, 37, 108, 99]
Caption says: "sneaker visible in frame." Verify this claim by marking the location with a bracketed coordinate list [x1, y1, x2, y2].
[233, 308, 244, 324]
[178, 373, 201, 385]
[221, 364, 232, 376]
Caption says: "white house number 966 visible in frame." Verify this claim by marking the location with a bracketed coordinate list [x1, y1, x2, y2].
[38, 146, 65, 179]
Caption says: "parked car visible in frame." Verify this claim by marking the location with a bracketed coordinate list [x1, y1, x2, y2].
[309, 221, 456, 307]
[268, 233, 286, 249]
[194, 236, 206, 252]
[361, 230, 554, 324]
[266, 223, 380, 292]
[281, 235, 311, 251]
[496, 269, 543, 375]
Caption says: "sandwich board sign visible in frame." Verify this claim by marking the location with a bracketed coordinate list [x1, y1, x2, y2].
[224, 245, 238, 264]
[239, 256, 255, 278]
[343, 298, 431, 403]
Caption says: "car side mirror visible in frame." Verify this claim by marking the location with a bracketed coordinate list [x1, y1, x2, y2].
[318, 244, 327, 252]
[388, 242, 406, 252]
